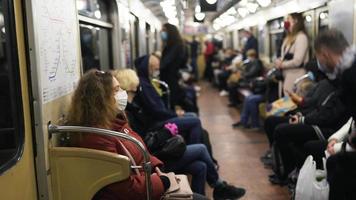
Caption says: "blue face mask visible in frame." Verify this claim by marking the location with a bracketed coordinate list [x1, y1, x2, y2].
[306, 71, 315, 81]
[161, 31, 168, 41]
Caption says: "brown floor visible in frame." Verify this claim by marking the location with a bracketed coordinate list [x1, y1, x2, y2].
[197, 82, 290, 200]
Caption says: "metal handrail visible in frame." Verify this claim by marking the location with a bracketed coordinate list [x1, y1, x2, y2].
[152, 78, 171, 109]
[48, 124, 152, 200]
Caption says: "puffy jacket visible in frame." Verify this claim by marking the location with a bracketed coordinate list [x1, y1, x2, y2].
[79, 116, 165, 200]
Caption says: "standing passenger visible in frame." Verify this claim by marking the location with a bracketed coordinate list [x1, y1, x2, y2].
[275, 13, 309, 93]
[160, 23, 187, 109]
[241, 29, 258, 60]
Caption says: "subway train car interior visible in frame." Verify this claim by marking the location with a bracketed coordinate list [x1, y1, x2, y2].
[1, 0, 356, 199]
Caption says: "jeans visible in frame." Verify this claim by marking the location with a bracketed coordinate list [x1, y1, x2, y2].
[165, 144, 219, 195]
[165, 116, 202, 144]
[240, 94, 264, 128]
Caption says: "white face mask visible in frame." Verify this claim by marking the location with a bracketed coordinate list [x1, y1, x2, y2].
[114, 90, 128, 111]
[152, 70, 160, 78]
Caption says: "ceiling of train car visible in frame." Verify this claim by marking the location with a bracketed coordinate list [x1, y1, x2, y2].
[141, 0, 274, 33]
[141, 0, 241, 25]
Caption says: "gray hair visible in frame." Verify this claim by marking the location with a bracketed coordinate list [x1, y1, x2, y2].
[314, 29, 349, 54]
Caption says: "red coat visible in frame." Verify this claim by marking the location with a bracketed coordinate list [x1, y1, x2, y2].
[79, 117, 165, 200]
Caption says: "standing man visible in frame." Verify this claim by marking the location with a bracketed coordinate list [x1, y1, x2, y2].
[190, 35, 200, 80]
[241, 29, 258, 60]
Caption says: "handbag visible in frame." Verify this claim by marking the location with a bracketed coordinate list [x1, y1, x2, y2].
[144, 130, 186, 161]
[162, 173, 193, 200]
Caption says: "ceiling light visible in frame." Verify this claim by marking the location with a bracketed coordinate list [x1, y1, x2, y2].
[94, 10, 101, 19]
[195, 5, 201, 13]
[246, 3, 259, 13]
[195, 12, 206, 21]
[305, 15, 312, 22]
[257, 0, 271, 7]
[320, 12, 328, 20]
[206, 0, 217, 5]
[238, 7, 249, 18]
[226, 7, 237, 15]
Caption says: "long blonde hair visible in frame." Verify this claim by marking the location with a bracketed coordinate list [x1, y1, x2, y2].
[285, 13, 306, 47]
[67, 69, 118, 129]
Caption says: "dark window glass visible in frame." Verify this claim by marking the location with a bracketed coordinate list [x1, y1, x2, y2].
[0, 0, 24, 173]
[76, 0, 109, 22]
[79, 24, 112, 72]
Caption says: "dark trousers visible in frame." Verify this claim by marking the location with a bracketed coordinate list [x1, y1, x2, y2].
[264, 116, 289, 146]
[327, 152, 356, 200]
[204, 57, 214, 81]
[217, 71, 230, 91]
[274, 123, 320, 177]
[303, 140, 327, 169]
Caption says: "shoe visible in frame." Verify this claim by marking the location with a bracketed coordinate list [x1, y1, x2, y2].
[245, 126, 260, 132]
[219, 90, 228, 96]
[213, 181, 246, 200]
[269, 174, 288, 186]
[227, 103, 237, 107]
[194, 85, 201, 92]
[232, 121, 244, 128]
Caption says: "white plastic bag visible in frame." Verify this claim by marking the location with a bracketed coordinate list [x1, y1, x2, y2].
[295, 156, 329, 200]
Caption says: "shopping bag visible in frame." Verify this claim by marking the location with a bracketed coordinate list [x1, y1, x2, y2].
[295, 156, 329, 200]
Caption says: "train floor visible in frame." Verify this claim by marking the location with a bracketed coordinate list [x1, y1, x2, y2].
[197, 82, 290, 200]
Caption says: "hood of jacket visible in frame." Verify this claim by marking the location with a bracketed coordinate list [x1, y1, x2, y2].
[135, 55, 150, 81]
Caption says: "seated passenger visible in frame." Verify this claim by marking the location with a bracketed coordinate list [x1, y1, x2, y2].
[114, 70, 245, 199]
[227, 49, 264, 107]
[66, 69, 212, 200]
[134, 54, 203, 144]
[267, 73, 348, 184]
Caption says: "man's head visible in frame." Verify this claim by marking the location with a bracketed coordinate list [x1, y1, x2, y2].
[314, 29, 349, 79]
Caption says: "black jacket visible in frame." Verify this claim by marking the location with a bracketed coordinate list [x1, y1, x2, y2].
[242, 59, 263, 81]
[160, 44, 187, 108]
[135, 56, 177, 125]
[340, 59, 356, 119]
[303, 79, 348, 137]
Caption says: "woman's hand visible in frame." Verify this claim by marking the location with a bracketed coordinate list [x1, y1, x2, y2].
[327, 139, 338, 155]
[286, 90, 303, 104]
[289, 115, 299, 124]
[275, 59, 283, 69]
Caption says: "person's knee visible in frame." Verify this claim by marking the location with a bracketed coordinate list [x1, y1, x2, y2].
[191, 161, 207, 175]
[273, 124, 289, 143]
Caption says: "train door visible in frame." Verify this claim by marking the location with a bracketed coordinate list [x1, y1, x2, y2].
[315, 7, 329, 34]
[303, 10, 316, 57]
[0, 0, 37, 199]
[129, 13, 139, 63]
[145, 22, 151, 54]
[267, 17, 285, 62]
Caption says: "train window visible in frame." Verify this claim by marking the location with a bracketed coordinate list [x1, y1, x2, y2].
[0, 0, 24, 173]
[77, 0, 114, 72]
[318, 11, 329, 32]
[76, 0, 109, 22]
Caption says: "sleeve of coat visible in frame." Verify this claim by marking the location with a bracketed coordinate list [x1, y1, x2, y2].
[304, 94, 346, 127]
[328, 117, 354, 142]
[282, 33, 308, 69]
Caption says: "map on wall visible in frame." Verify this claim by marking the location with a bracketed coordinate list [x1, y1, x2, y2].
[35, 0, 80, 104]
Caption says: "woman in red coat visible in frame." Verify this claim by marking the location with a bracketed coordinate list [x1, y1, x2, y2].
[66, 69, 166, 200]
